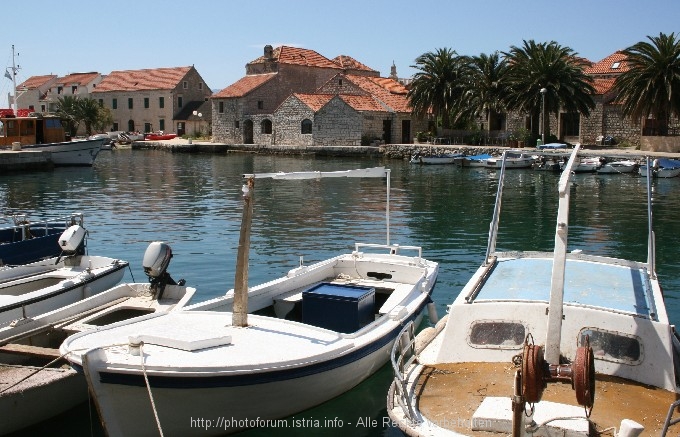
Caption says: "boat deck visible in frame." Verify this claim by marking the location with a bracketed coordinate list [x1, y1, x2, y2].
[415, 362, 678, 435]
[476, 255, 652, 318]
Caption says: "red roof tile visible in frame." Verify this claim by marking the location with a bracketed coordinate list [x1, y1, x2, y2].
[332, 55, 377, 72]
[345, 75, 410, 112]
[338, 94, 385, 112]
[93, 66, 192, 92]
[212, 73, 277, 98]
[56, 72, 100, 86]
[250, 46, 341, 69]
[585, 51, 630, 75]
[292, 93, 334, 111]
[17, 75, 57, 90]
[592, 77, 617, 95]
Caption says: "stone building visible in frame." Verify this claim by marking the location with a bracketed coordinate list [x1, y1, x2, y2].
[211, 45, 428, 146]
[14, 75, 58, 113]
[92, 66, 211, 134]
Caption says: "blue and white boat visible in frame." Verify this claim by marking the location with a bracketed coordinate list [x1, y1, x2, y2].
[410, 152, 463, 165]
[639, 158, 680, 178]
[388, 148, 680, 436]
[61, 167, 439, 436]
[0, 213, 84, 266]
[453, 153, 493, 167]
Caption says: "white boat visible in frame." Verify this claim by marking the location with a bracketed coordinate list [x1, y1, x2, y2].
[60, 167, 440, 436]
[453, 154, 493, 167]
[410, 152, 462, 165]
[486, 151, 535, 169]
[561, 156, 602, 172]
[596, 159, 637, 174]
[639, 158, 680, 178]
[0, 242, 195, 435]
[19, 136, 103, 166]
[0, 224, 129, 327]
[387, 147, 680, 436]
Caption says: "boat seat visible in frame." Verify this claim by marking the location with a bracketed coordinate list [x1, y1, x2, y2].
[273, 291, 304, 318]
[378, 284, 412, 314]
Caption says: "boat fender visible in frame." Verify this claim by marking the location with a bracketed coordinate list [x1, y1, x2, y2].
[427, 301, 439, 324]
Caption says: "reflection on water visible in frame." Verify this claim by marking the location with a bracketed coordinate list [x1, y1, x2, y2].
[2, 150, 680, 436]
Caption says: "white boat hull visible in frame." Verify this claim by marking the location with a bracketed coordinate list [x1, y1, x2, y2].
[78, 319, 418, 436]
[19, 138, 103, 166]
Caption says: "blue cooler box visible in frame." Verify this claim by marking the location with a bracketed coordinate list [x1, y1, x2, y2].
[302, 283, 375, 333]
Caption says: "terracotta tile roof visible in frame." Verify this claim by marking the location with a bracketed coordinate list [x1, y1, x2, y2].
[332, 55, 377, 73]
[250, 46, 341, 69]
[585, 51, 630, 75]
[56, 72, 100, 86]
[592, 77, 617, 95]
[212, 73, 277, 98]
[292, 93, 334, 111]
[338, 94, 386, 112]
[345, 74, 410, 112]
[92, 66, 192, 92]
[17, 75, 57, 89]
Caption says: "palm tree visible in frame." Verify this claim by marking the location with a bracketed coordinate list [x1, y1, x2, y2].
[503, 40, 595, 141]
[461, 52, 509, 130]
[76, 98, 103, 136]
[613, 32, 680, 136]
[408, 48, 470, 130]
[55, 95, 80, 136]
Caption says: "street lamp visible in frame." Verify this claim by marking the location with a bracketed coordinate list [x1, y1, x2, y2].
[540, 88, 547, 144]
[192, 110, 203, 137]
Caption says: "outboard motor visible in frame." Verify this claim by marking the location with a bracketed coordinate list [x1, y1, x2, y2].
[55, 225, 87, 264]
[142, 242, 185, 298]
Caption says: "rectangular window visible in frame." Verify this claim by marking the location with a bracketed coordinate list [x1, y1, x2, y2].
[198, 82, 203, 90]
[257, 100, 263, 109]
[159, 97, 164, 108]
[57, 86, 63, 94]
[235, 120, 239, 129]
[561, 112, 580, 136]
[144, 123, 152, 133]
[112, 98, 117, 109]
[144, 98, 149, 109]
[178, 96, 183, 108]
[72, 86, 77, 94]
[159, 119, 165, 131]
[128, 98, 133, 109]
[219, 102, 224, 113]
[113, 122, 119, 131]
[183, 81, 188, 89]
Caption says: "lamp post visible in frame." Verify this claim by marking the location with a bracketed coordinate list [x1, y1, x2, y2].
[540, 88, 547, 144]
[192, 110, 203, 137]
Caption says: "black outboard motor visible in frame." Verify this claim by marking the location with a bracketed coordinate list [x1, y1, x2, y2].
[142, 242, 185, 299]
[55, 225, 87, 264]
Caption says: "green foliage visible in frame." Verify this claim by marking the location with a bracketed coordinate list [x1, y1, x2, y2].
[56, 96, 112, 136]
[361, 134, 372, 146]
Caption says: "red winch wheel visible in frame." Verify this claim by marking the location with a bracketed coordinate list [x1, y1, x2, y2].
[573, 344, 596, 409]
[521, 342, 546, 403]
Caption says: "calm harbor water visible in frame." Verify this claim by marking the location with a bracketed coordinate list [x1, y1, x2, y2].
[3, 149, 680, 436]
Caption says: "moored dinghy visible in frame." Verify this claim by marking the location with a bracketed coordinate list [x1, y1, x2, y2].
[61, 166, 439, 436]
[0, 242, 195, 435]
[387, 148, 680, 436]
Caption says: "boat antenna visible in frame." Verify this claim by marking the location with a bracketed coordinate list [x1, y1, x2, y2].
[6, 45, 20, 113]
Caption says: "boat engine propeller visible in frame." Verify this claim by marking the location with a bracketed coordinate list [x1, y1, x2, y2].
[513, 334, 595, 429]
[55, 224, 87, 264]
[142, 241, 185, 299]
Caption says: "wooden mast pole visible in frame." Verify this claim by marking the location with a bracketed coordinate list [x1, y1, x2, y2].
[232, 176, 254, 327]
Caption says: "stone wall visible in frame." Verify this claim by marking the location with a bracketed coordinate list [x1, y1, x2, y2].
[314, 98, 363, 147]
[274, 96, 314, 146]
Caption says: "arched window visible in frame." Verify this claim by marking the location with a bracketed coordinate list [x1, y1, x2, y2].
[261, 119, 272, 134]
[301, 119, 312, 134]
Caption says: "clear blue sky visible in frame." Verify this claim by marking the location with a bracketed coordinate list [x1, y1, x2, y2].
[2, 0, 678, 108]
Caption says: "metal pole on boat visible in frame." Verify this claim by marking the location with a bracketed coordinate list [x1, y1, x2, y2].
[386, 169, 391, 246]
[484, 151, 507, 264]
[645, 157, 656, 280]
[233, 177, 254, 327]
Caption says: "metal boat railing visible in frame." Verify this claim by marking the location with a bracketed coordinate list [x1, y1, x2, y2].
[390, 321, 419, 422]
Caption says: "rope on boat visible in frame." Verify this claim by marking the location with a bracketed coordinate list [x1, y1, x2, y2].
[0, 351, 71, 394]
[139, 342, 165, 437]
[525, 415, 588, 434]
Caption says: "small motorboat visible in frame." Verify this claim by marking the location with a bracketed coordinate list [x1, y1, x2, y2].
[0, 224, 129, 327]
[486, 151, 535, 169]
[387, 148, 680, 436]
[596, 159, 638, 174]
[60, 167, 439, 436]
[410, 152, 462, 165]
[453, 154, 492, 167]
[0, 213, 84, 266]
[639, 158, 680, 178]
[0, 242, 194, 435]
[144, 131, 178, 141]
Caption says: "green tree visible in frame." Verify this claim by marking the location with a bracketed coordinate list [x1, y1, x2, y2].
[76, 98, 103, 136]
[614, 32, 680, 136]
[408, 48, 470, 129]
[93, 106, 114, 133]
[55, 95, 80, 136]
[461, 51, 509, 129]
[503, 40, 595, 140]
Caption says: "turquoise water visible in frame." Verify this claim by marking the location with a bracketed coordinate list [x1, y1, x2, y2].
[3, 150, 680, 436]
